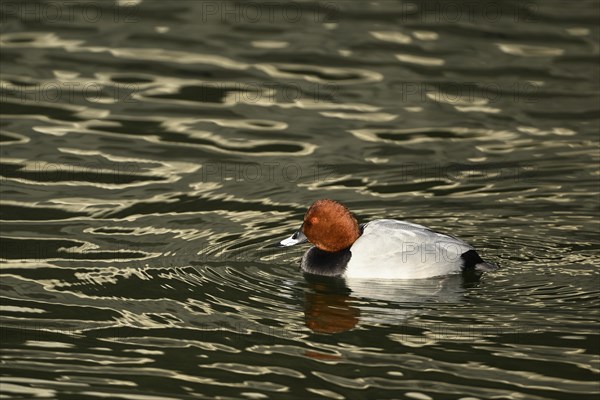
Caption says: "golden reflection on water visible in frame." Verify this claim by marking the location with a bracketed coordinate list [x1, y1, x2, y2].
[1, 0, 598, 399]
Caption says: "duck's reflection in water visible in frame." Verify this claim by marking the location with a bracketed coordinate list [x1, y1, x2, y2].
[303, 272, 483, 334]
[304, 276, 361, 334]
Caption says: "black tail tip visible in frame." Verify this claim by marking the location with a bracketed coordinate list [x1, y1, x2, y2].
[461, 250, 498, 273]
[474, 262, 499, 272]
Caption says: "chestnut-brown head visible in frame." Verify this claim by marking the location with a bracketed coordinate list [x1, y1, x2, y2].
[302, 199, 360, 252]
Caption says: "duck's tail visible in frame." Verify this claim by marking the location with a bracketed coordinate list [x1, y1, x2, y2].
[474, 261, 499, 272]
[461, 250, 499, 272]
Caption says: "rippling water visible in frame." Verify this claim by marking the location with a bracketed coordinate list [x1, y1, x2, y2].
[1, 1, 599, 399]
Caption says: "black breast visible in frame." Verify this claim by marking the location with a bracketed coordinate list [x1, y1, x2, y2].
[301, 247, 352, 277]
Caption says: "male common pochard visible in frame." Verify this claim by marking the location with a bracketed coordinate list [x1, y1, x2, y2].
[278, 199, 497, 279]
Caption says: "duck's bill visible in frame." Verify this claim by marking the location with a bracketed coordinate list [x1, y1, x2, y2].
[278, 229, 308, 247]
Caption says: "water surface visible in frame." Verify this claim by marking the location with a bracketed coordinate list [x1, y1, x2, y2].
[1, 1, 599, 399]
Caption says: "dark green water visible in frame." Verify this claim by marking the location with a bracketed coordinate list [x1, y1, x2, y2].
[1, 1, 599, 399]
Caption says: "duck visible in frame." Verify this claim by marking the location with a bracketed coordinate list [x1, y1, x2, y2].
[278, 199, 497, 279]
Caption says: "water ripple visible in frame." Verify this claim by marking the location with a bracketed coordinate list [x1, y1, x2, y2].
[1, 1, 598, 399]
